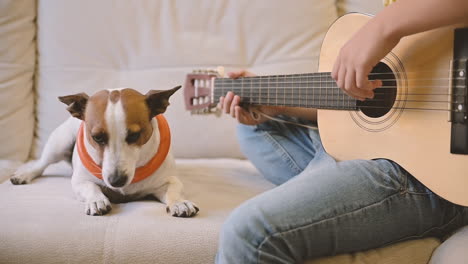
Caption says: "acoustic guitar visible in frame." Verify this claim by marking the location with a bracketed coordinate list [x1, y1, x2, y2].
[183, 13, 468, 206]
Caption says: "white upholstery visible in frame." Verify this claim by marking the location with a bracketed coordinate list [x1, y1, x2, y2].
[0, 0, 35, 161]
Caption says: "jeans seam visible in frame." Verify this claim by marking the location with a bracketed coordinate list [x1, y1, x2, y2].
[401, 170, 434, 195]
[260, 130, 303, 174]
[256, 191, 403, 262]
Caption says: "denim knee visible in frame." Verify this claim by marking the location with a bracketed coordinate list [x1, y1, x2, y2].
[217, 200, 271, 263]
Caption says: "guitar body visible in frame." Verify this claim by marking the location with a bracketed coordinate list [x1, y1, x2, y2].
[318, 13, 468, 205]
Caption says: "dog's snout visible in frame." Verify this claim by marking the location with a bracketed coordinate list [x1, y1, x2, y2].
[108, 171, 128, 188]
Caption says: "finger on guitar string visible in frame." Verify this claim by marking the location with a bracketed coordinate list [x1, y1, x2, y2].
[357, 70, 383, 96]
[222, 91, 235, 114]
[331, 58, 340, 81]
[235, 105, 251, 124]
[231, 95, 241, 118]
[218, 96, 224, 109]
[345, 68, 373, 100]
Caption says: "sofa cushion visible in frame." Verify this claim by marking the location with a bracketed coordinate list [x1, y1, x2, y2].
[35, 0, 338, 159]
[0, 0, 36, 161]
[308, 238, 440, 264]
[0, 159, 275, 264]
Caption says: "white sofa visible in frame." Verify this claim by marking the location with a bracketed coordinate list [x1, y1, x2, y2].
[0, 0, 464, 263]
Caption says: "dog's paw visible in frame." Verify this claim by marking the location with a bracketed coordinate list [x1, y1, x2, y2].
[10, 162, 40, 185]
[10, 177, 29, 185]
[166, 200, 199, 217]
[85, 198, 112, 216]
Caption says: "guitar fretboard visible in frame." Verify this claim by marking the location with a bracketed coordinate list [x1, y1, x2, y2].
[213, 72, 357, 110]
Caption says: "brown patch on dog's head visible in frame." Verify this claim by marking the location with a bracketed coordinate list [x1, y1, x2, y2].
[83, 90, 110, 158]
[119, 86, 180, 146]
[109, 90, 120, 103]
[59, 90, 111, 159]
[119, 89, 155, 146]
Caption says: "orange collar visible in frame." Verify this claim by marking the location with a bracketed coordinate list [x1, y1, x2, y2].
[76, 115, 171, 184]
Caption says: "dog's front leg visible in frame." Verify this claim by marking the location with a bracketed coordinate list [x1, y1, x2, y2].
[153, 176, 199, 217]
[72, 176, 111, 216]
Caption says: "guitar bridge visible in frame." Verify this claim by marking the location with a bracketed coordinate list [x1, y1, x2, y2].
[450, 28, 468, 154]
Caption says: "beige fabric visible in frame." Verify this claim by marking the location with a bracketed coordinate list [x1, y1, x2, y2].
[0, 0, 36, 161]
[308, 238, 440, 264]
[35, 0, 337, 159]
[0, 159, 275, 264]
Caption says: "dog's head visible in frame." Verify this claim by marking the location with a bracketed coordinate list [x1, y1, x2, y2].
[58, 87, 180, 188]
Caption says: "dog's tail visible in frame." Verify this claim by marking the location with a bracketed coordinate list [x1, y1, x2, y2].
[0, 160, 22, 184]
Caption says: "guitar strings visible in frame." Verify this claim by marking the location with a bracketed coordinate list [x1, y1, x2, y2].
[219, 89, 455, 97]
[214, 90, 461, 103]
[208, 71, 466, 112]
[214, 69, 463, 78]
[215, 80, 456, 86]
[245, 101, 451, 112]
[214, 86, 453, 92]
[239, 96, 456, 104]
[234, 94, 456, 103]
[244, 100, 453, 112]
[216, 78, 456, 84]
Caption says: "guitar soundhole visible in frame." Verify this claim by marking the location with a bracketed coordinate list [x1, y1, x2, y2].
[357, 62, 397, 118]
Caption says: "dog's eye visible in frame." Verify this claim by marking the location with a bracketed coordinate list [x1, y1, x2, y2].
[92, 134, 107, 145]
[126, 131, 141, 144]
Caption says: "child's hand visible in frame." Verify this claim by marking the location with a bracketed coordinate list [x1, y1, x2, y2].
[331, 19, 400, 101]
[218, 71, 282, 125]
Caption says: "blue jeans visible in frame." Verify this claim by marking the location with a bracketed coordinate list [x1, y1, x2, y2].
[216, 116, 467, 264]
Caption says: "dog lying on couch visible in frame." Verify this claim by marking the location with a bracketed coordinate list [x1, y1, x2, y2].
[10, 87, 199, 217]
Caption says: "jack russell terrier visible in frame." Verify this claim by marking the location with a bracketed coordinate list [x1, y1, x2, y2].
[10, 87, 199, 217]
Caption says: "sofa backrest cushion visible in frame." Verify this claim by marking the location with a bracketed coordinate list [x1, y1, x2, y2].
[35, 0, 338, 158]
[0, 0, 36, 161]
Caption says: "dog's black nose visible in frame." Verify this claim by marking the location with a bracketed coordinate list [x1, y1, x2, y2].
[108, 171, 128, 188]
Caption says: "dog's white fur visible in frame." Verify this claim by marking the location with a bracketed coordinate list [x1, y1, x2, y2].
[10, 88, 198, 217]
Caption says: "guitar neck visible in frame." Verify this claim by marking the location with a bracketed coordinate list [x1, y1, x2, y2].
[213, 72, 358, 110]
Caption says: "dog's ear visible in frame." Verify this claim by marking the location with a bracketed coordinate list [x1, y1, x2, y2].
[58, 93, 89, 120]
[145, 86, 181, 118]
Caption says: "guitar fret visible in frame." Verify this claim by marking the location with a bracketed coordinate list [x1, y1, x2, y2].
[306, 74, 309, 108]
[267, 76, 269, 106]
[319, 73, 323, 108]
[275, 76, 278, 106]
[213, 72, 357, 110]
[292, 75, 295, 107]
[241, 77, 244, 101]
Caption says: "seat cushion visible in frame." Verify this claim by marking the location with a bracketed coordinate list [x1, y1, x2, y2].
[0, 159, 274, 264]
